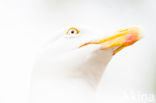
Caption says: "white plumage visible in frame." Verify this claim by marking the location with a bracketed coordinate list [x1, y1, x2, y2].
[31, 26, 140, 103]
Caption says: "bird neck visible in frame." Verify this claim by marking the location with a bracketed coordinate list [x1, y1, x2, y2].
[31, 53, 112, 103]
[66, 50, 113, 89]
[33, 49, 113, 90]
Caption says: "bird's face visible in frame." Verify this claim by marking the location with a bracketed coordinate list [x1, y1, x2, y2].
[37, 26, 141, 86]
[50, 26, 141, 55]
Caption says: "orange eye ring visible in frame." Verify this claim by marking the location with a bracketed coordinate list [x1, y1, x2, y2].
[66, 27, 80, 35]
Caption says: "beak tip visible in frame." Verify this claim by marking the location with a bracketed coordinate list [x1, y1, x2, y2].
[129, 26, 143, 39]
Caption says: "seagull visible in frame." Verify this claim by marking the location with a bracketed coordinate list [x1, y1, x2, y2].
[31, 26, 141, 103]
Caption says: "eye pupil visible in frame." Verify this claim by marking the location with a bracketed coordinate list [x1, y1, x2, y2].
[71, 30, 75, 34]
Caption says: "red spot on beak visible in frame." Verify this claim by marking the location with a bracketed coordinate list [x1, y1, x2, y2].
[124, 34, 138, 46]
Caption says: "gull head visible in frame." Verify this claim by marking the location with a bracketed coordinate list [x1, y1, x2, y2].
[36, 26, 142, 87]
[44, 26, 141, 55]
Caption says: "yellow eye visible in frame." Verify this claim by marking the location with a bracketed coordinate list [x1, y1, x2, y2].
[66, 27, 80, 35]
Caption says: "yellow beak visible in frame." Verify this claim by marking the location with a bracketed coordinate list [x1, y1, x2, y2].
[80, 27, 142, 55]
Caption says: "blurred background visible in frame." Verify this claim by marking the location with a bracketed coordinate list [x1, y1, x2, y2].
[0, 0, 156, 103]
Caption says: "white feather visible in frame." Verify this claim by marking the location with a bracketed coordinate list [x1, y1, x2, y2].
[31, 27, 114, 103]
